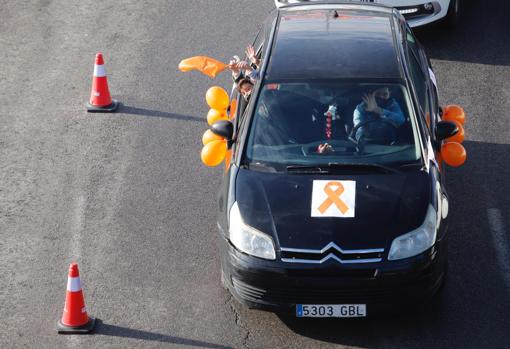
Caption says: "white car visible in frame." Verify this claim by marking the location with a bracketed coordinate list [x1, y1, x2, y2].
[274, 0, 459, 27]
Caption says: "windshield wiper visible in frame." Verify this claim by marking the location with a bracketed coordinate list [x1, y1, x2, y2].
[242, 162, 278, 173]
[398, 162, 425, 170]
[285, 165, 331, 174]
[286, 162, 400, 174]
[327, 162, 400, 174]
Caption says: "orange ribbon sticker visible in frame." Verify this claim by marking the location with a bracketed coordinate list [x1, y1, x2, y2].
[317, 181, 349, 214]
[311, 180, 355, 218]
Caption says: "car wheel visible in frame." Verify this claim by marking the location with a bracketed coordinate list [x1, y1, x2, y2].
[444, 0, 460, 28]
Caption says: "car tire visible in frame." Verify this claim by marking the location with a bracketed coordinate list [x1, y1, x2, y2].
[444, 0, 460, 28]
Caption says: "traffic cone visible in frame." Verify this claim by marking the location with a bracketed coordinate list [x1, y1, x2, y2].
[57, 263, 96, 334]
[86, 52, 119, 112]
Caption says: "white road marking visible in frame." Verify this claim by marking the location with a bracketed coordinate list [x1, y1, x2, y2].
[487, 208, 510, 289]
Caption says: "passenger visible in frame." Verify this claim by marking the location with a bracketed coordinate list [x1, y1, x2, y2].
[227, 45, 262, 83]
[237, 78, 254, 100]
[352, 87, 405, 143]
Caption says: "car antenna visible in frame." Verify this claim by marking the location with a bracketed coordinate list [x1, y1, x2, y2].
[333, 10, 339, 18]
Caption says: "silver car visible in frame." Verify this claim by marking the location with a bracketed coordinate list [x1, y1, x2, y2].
[274, 0, 460, 27]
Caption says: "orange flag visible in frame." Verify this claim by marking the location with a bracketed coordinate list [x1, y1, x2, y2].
[178, 56, 227, 78]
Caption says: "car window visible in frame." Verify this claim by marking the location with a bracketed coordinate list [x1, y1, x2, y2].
[235, 26, 265, 128]
[243, 82, 422, 170]
[408, 55, 427, 109]
[405, 26, 438, 138]
[406, 27, 425, 67]
[407, 50, 431, 137]
[428, 85, 440, 137]
[234, 97, 254, 159]
[250, 27, 265, 62]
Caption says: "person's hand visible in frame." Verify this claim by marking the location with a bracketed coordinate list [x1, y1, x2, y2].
[228, 55, 242, 75]
[362, 93, 384, 115]
[245, 45, 260, 66]
[317, 143, 333, 154]
[362, 93, 378, 113]
[228, 61, 241, 75]
[235, 61, 252, 72]
[246, 45, 255, 60]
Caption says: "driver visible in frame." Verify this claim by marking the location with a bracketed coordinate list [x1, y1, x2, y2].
[352, 87, 405, 143]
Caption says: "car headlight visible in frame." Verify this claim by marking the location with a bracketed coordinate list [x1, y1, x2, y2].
[388, 205, 437, 261]
[229, 202, 276, 260]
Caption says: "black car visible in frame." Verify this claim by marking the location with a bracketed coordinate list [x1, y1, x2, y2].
[214, 1, 463, 317]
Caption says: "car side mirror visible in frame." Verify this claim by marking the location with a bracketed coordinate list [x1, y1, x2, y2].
[435, 121, 458, 141]
[211, 120, 234, 141]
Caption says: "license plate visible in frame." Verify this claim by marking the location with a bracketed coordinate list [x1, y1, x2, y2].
[296, 304, 366, 318]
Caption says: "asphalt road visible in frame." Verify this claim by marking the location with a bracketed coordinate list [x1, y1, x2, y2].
[0, 0, 509, 348]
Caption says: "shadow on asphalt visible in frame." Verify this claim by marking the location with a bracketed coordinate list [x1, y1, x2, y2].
[119, 104, 205, 123]
[275, 140, 510, 348]
[96, 319, 233, 349]
[414, 0, 509, 66]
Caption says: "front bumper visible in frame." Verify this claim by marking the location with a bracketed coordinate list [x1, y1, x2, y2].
[221, 236, 447, 314]
[396, 1, 449, 27]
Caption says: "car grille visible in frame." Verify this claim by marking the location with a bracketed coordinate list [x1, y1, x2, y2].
[232, 274, 436, 305]
[280, 242, 384, 264]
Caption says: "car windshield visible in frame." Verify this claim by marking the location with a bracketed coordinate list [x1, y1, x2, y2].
[244, 82, 422, 171]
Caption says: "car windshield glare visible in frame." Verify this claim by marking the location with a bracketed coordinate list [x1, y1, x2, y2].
[244, 82, 422, 171]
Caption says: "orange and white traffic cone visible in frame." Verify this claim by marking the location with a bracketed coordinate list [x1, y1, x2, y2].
[86, 52, 118, 112]
[57, 263, 96, 333]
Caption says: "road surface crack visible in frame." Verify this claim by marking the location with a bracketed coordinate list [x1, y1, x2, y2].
[225, 295, 252, 349]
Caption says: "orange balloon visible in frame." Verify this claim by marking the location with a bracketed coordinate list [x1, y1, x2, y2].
[202, 129, 224, 145]
[207, 108, 227, 125]
[446, 121, 465, 143]
[441, 142, 467, 167]
[443, 105, 465, 125]
[206, 86, 229, 110]
[201, 140, 227, 167]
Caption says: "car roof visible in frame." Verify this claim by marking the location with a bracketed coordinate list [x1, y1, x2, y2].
[265, 4, 403, 82]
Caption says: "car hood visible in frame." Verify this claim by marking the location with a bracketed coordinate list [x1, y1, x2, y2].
[234, 168, 430, 250]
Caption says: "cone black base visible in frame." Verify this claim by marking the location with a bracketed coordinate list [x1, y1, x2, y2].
[57, 317, 96, 334]
[86, 100, 119, 113]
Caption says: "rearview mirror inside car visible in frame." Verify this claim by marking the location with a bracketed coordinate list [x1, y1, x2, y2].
[436, 121, 458, 141]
